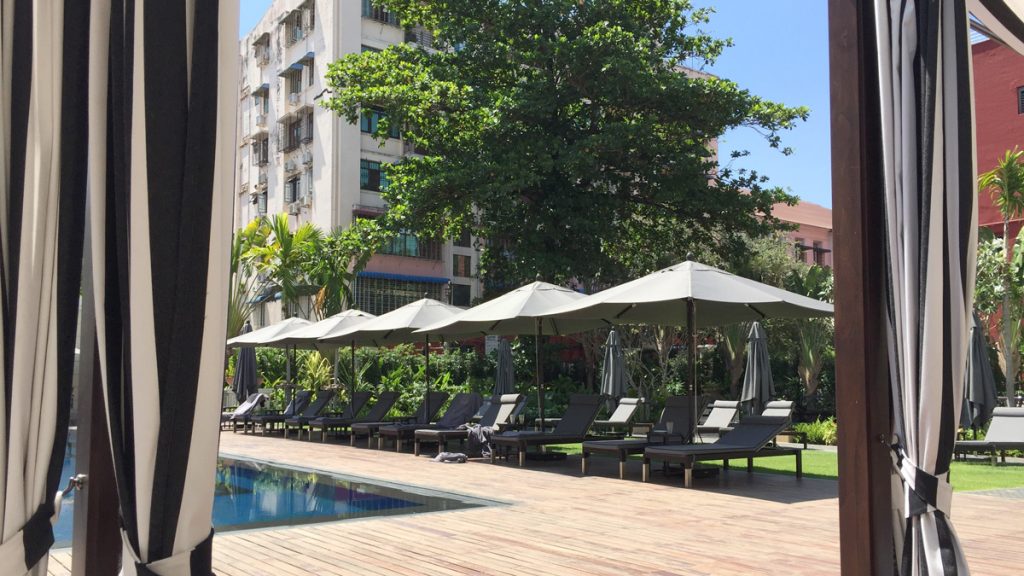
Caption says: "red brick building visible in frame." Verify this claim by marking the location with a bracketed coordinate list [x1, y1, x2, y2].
[973, 39, 1024, 238]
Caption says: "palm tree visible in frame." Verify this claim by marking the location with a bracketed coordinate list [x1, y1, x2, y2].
[979, 148, 1024, 401]
[246, 214, 322, 318]
[304, 228, 374, 320]
[227, 218, 271, 339]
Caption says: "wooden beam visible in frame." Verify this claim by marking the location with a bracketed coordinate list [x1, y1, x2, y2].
[828, 1, 894, 574]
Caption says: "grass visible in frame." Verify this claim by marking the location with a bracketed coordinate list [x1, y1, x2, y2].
[548, 444, 1024, 492]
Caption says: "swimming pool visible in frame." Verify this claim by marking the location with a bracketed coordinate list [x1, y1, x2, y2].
[53, 434, 494, 547]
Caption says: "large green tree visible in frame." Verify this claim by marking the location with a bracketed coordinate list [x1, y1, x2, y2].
[324, 0, 806, 286]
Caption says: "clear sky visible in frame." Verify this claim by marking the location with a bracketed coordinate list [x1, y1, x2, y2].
[239, 1, 832, 207]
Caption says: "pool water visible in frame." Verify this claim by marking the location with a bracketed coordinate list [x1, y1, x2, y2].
[53, 435, 491, 547]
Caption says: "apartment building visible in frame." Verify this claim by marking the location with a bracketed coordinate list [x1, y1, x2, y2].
[772, 200, 833, 267]
[236, 0, 480, 324]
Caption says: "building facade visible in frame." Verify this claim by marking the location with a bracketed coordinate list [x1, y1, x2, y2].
[772, 200, 833, 267]
[973, 39, 1024, 239]
[236, 0, 480, 324]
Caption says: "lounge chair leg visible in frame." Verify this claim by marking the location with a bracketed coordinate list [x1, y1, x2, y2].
[684, 465, 693, 488]
[350, 433, 356, 446]
[414, 440, 421, 457]
[618, 457, 625, 480]
[396, 438, 402, 453]
[284, 426, 289, 439]
[723, 458, 729, 470]
[796, 451, 803, 478]
[747, 458, 753, 473]
[642, 458, 650, 483]
[518, 448, 525, 468]
[490, 449, 496, 464]
[991, 451, 997, 465]
[581, 452, 589, 475]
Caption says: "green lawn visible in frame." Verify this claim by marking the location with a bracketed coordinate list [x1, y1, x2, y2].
[549, 444, 1024, 492]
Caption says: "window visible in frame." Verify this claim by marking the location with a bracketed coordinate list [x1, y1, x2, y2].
[361, 45, 382, 53]
[453, 229, 471, 248]
[1019, 86, 1024, 115]
[285, 177, 300, 203]
[362, 0, 399, 25]
[453, 254, 472, 277]
[257, 191, 268, 215]
[451, 284, 471, 307]
[360, 159, 388, 191]
[379, 231, 441, 260]
[283, 117, 302, 151]
[288, 72, 302, 95]
[360, 108, 400, 139]
[305, 168, 314, 196]
[253, 93, 269, 115]
[813, 241, 824, 265]
[794, 238, 807, 262]
[353, 276, 443, 316]
[306, 58, 315, 86]
[302, 110, 314, 143]
[252, 137, 269, 165]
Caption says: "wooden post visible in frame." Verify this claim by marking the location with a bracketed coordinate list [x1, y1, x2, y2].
[829, 1, 894, 574]
[73, 220, 120, 575]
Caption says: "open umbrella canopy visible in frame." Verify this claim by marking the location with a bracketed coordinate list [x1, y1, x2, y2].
[415, 281, 607, 336]
[962, 313, 998, 429]
[265, 309, 376, 351]
[226, 317, 312, 348]
[319, 298, 463, 346]
[539, 260, 834, 327]
[739, 322, 775, 414]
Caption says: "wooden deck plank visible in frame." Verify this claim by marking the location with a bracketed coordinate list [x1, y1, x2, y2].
[47, 432, 1024, 575]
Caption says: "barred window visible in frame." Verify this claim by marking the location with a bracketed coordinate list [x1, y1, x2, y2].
[379, 231, 441, 260]
[453, 254, 472, 277]
[353, 276, 443, 316]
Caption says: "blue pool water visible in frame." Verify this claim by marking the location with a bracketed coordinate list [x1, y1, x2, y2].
[53, 433, 490, 547]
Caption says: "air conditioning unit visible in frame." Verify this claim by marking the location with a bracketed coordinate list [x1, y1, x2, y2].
[300, 194, 312, 207]
[284, 160, 297, 173]
[255, 114, 267, 127]
[287, 202, 300, 215]
[249, 192, 259, 205]
[302, 151, 313, 165]
[257, 173, 268, 188]
[288, 93, 300, 105]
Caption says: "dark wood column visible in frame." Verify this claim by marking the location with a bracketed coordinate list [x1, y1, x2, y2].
[828, 1, 894, 574]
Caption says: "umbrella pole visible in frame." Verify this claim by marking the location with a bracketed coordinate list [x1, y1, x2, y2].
[424, 334, 431, 422]
[350, 342, 356, 400]
[286, 345, 293, 407]
[687, 298, 697, 442]
[536, 317, 544, 430]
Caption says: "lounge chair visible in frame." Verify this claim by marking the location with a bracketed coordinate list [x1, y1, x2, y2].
[284, 391, 371, 441]
[469, 396, 494, 423]
[695, 400, 741, 440]
[591, 397, 642, 435]
[277, 389, 335, 438]
[349, 391, 450, 447]
[413, 393, 527, 456]
[643, 415, 801, 488]
[308, 391, 400, 442]
[221, 393, 267, 432]
[955, 407, 1024, 464]
[377, 392, 482, 452]
[581, 396, 695, 479]
[246, 390, 313, 435]
[490, 394, 603, 467]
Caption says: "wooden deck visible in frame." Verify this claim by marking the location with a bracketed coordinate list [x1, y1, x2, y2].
[49, 432, 1024, 575]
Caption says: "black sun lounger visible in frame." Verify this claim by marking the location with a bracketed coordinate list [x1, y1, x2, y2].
[955, 407, 1024, 464]
[413, 393, 526, 456]
[581, 395, 695, 479]
[221, 393, 267, 432]
[276, 389, 335, 438]
[490, 394, 602, 467]
[350, 391, 449, 447]
[246, 390, 313, 435]
[308, 391, 400, 442]
[284, 391, 371, 441]
[377, 392, 482, 452]
[643, 415, 800, 488]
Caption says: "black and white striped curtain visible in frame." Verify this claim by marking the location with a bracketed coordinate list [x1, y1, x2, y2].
[0, 1, 91, 573]
[874, 1, 1024, 573]
[87, 1, 237, 574]
[2, 0, 236, 574]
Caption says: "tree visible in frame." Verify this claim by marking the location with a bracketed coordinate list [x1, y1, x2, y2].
[324, 0, 807, 285]
[302, 228, 374, 320]
[979, 147, 1024, 398]
[244, 214, 323, 317]
[786, 265, 834, 396]
[227, 218, 271, 340]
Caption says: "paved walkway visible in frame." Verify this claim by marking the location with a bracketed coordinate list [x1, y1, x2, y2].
[48, 432, 1024, 575]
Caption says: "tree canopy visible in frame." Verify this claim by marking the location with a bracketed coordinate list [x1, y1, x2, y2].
[325, 0, 807, 286]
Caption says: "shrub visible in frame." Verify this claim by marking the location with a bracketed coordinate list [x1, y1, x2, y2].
[793, 417, 838, 446]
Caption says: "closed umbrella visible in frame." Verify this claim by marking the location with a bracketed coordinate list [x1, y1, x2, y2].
[227, 317, 313, 407]
[416, 281, 607, 428]
[739, 322, 774, 415]
[600, 330, 630, 411]
[961, 313, 998, 431]
[494, 339, 516, 396]
[233, 321, 259, 403]
[320, 298, 463, 421]
[541, 260, 832, 440]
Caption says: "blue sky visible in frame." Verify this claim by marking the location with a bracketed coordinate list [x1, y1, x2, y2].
[239, 1, 832, 207]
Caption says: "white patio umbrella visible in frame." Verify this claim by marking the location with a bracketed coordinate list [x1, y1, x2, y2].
[416, 281, 608, 427]
[263, 310, 376, 399]
[320, 298, 463, 420]
[226, 317, 312, 407]
[541, 260, 833, 439]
